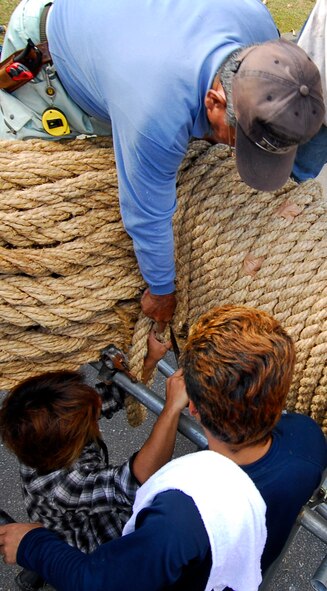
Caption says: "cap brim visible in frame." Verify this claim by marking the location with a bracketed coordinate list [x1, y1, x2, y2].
[235, 123, 297, 192]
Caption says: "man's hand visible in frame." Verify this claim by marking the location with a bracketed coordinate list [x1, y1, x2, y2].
[0, 523, 42, 564]
[141, 289, 176, 331]
[146, 327, 172, 365]
[142, 327, 171, 384]
[165, 368, 189, 413]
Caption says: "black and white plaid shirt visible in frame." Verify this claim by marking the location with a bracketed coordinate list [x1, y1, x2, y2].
[20, 397, 139, 553]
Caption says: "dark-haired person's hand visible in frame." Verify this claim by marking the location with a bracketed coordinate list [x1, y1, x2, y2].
[0, 523, 42, 564]
[142, 327, 171, 383]
[147, 326, 171, 364]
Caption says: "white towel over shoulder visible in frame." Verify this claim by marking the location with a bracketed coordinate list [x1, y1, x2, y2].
[123, 450, 267, 591]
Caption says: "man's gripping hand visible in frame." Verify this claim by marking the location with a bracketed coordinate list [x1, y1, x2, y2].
[141, 289, 176, 331]
[165, 368, 189, 413]
[0, 523, 42, 564]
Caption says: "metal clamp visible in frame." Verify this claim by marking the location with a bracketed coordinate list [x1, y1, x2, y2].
[94, 344, 207, 449]
[308, 471, 327, 509]
[98, 344, 137, 383]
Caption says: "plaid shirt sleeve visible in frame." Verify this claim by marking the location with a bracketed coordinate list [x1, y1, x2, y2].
[20, 441, 140, 553]
[97, 384, 126, 419]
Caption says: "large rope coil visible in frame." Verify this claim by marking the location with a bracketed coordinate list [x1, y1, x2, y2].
[0, 138, 326, 429]
[0, 137, 147, 425]
[175, 141, 327, 430]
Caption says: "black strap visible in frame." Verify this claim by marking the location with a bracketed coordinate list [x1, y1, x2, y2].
[39, 3, 53, 44]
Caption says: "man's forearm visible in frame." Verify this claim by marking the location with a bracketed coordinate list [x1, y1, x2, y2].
[18, 529, 87, 591]
[18, 529, 137, 591]
[133, 369, 189, 483]
[132, 404, 181, 483]
[124, 211, 176, 296]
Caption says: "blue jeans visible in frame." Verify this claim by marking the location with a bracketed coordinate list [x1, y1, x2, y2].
[292, 124, 327, 182]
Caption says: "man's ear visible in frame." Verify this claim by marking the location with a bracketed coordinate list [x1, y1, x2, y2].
[204, 89, 219, 114]
[204, 87, 227, 131]
[188, 400, 200, 420]
[204, 87, 226, 114]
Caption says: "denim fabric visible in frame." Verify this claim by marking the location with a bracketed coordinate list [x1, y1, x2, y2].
[292, 124, 327, 182]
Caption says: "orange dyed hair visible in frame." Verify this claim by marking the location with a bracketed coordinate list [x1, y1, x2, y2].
[181, 305, 295, 446]
[0, 371, 101, 473]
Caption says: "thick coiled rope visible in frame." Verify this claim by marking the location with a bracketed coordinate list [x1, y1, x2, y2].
[0, 137, 326, 429]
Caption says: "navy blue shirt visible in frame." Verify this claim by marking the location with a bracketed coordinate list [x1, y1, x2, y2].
[242, 412, 327, 571]
[18, 491, 212, 591]
[18, 413, 327, 590]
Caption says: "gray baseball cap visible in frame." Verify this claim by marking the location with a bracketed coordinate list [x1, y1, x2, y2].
[232, 38, 325, 191]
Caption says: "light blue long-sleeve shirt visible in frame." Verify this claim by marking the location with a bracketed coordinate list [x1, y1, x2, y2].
[48, 0, 278, 294]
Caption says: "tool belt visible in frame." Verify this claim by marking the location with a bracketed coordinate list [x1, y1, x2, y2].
[0, 38, 52, 93]
[0, 3, 111, 139]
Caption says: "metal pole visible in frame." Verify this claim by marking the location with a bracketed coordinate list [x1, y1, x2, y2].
[311, 555, 327, 591]
[112, 371, 207, 449]
[316, 504, 327, 521]
[157, 359, 175, 378]
[298, 506, 327, 544]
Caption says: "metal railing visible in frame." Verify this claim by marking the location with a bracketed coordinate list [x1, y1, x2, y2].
[111, 367, 207, 449]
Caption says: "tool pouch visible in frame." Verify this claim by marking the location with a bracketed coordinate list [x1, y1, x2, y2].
[0, 39, 52, 93]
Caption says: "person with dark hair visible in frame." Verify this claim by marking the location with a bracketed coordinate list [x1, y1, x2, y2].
[0, 333, 184, 553]
[1, 305, 325, 591]
[0, 0, 325, 330]
[0, 327, 189, 589]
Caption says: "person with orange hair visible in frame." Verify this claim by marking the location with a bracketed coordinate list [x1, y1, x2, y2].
[180, 305, 327, 572]
[0, 306, 326, 591]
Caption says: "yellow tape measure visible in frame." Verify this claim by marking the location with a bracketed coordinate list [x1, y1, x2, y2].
[42, 108, 71, 136]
